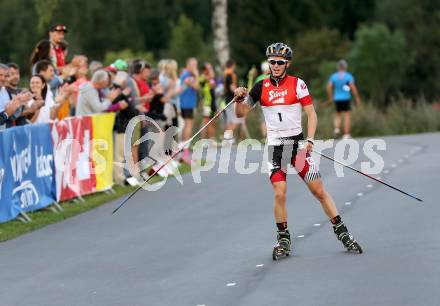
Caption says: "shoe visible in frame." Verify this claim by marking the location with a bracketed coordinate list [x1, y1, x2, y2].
[276, 229, 291, 251]
[342, 134, 351, 139]
[179, 148, 192, 164]
[272, 229, 292, 260]
[333, 220, 363, 253]
[125, 176, 141, 186]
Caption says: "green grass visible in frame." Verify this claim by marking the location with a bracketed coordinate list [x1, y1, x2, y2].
[0, 163, 191, 242]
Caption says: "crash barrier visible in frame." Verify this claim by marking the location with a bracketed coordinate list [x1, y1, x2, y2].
[0, 113, 115, 223]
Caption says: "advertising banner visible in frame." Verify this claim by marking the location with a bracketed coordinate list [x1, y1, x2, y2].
[0, 124, 56, 223]
[51, 116, 96, 201]
[91, 113, 115, 191]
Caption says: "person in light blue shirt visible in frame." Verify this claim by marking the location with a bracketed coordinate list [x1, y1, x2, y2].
[178, 57, 199, 164]
[327, 59, 361, 138]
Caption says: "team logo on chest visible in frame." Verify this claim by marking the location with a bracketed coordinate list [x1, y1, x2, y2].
[268, 89, 288, 104]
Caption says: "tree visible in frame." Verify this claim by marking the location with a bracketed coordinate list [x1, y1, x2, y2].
[348, 23, 410, 106]
[212, 0, 230, 66]
[290, 28, 350, 82]
[166, 14, 215, 66]
[33, 0, 60, 34]
[0, 0, 39, 71]
[375, 0, 440, 99]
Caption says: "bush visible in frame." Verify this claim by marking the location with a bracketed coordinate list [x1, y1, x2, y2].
[341, 100, 439, 137]
[386, 99, 440, 134]
[166, 14, 216, 66]
[289, 28, 350, 99]
[291, 28, 350, 83]
[348, 23, 411, 106]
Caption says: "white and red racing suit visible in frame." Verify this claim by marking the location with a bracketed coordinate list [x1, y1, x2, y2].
[247, 75, 321, 183]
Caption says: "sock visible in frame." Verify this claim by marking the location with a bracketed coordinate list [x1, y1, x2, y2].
[276, 222, 288, 231]
[330, 215, 342, 225]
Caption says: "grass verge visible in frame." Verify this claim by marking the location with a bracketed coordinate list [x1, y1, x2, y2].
[0, 163, 191, 242]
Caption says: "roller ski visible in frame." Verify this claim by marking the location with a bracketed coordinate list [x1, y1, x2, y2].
[272, 229, 291, 260]
[332, 218, 363, 254]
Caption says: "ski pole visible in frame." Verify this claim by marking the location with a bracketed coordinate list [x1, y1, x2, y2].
[112, 98, 236, 214]
[313, 149, 423, 202]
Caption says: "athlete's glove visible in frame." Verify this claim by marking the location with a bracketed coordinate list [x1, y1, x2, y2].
[234, 87, 248, 103]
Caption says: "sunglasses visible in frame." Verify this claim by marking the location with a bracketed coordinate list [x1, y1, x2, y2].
[268, 59, 288, 66]
[54, 25, 67, 32]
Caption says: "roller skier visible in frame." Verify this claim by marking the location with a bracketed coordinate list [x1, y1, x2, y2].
[233, 42, 362, 260]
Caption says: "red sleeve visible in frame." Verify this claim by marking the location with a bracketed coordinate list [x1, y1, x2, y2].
[299, 95, 313, 106]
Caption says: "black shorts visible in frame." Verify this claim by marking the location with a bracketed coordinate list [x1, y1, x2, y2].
[334, 100, 351, 112]
[181, 108, 194, 119]
[268, 134, 321, 184]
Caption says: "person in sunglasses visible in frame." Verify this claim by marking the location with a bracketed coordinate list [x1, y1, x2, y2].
[233, 42, 362, 259]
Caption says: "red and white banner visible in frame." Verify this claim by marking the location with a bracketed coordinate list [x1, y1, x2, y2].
[51, 116, 96, 201]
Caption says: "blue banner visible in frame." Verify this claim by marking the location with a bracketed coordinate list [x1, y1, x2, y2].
[0, 123, 56, 223]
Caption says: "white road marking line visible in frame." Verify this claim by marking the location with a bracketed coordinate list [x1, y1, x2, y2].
[256, 264, 264, 267]
[392, 164, 397, 168]
[313, 223, 321, 227]
[226, 283, 236, 287]
[345, 201, 351, 205]
[297, 235, 305, 238]
[197, 304, 206, 306]
[357, 193, 363, 197]
[367, 184, 373, 188]
[398, 159, 403, 163]
[384, 170, 389, 174]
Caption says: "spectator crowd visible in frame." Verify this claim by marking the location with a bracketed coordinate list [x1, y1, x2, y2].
[0, 23, 256, 186]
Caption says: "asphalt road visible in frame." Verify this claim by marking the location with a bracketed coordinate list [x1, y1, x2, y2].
[0, 133, 439, 306]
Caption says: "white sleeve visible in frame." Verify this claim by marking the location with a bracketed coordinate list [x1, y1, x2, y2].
[296, 78, 313, 106]
[296, 78, 310, 99]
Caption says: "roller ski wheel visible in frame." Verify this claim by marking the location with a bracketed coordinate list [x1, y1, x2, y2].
[333, 221, 363, 254]
[345, 240, 363, 254]
[272, 230, 291, 261]
[272, 244, 290, 261]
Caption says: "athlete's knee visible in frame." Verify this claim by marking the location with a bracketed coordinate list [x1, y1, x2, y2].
[275, 193, 286, 205]
[273, 184, 286, 204]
